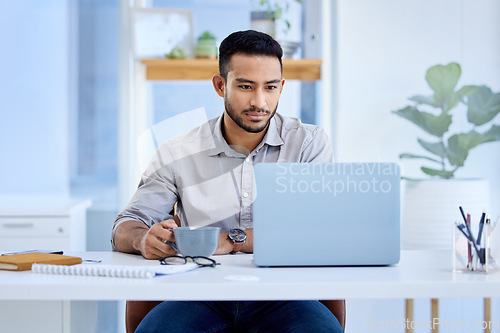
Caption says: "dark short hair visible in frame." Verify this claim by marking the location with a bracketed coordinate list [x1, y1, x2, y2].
[218, 30, 283, 80]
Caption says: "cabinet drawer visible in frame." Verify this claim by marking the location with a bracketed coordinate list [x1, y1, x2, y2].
[0, 217, 69, 237]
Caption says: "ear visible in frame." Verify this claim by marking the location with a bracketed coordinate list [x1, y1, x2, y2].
[279, 78, 285, 94]
[212, 74, 225, 97]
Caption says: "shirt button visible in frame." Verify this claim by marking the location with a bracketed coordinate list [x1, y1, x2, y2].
[245, 157, 251, 163]
[242, 192, 249, 198]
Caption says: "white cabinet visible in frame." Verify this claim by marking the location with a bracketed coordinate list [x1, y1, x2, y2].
[0, 196, 93, 333]
[0, 196, 90, 252]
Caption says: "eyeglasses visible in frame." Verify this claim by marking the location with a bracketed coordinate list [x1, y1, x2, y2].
[159, 255, 220, 268]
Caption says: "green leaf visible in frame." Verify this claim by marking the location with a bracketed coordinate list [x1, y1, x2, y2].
[425, 63, 461, 112]
[421, 167, 456, 179]
[408, 94, 437, 106]
[457, 85, 481, 98]
[467, 86, 500, 126]
[446, 127, 500, 167]
[417, 138, 446, 158]
[447, 131, 488, 166]
[399, 153, 441, 163]
[392, 106, 452, 137]
[198, 31, 216, 40]
[274, 7, 283, 19]
[483, 124, 500, 140]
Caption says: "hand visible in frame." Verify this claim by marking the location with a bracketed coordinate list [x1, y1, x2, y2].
[138, 219, 178, 259]
[213, 229, 254, 255]
[213, 232, 234, 255]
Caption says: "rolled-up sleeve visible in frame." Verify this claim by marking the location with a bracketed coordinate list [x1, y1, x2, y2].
[111, 144, 178, 249]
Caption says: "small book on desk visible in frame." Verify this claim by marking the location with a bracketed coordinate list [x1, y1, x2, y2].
[0, 253, 82, 271]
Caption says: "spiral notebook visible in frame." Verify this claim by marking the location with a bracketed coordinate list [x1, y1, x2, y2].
[32, 263, 198, 279]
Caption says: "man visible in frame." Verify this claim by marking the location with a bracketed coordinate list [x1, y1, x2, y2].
[113, 30, 343, 332]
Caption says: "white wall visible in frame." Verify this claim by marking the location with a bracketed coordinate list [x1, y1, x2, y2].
[0, 1, 71, 195]
[331, 1, 500, 331]
[333, 0, 500, 217]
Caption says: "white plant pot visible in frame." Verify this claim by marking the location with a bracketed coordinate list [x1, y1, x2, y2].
[250, 11, 275, 38]
[401, 179, 490, 250]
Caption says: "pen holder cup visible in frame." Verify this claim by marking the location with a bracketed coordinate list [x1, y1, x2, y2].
[453, 222, 497, 273]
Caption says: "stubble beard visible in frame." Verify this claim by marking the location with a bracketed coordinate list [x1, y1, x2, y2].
[224, 98, 278, 134]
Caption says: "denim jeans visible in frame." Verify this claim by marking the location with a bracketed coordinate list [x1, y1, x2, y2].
[135, 300, 343, 333]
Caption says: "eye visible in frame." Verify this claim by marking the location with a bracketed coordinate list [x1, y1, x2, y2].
[239, 85, 252, 90]
[266, 85, 278, 91]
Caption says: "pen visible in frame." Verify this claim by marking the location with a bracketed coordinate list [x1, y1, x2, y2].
[458, 207, 485, 269]
[483, 216, 491, 267]
[165, 229, 180, 253]
[487, 217, 492, 265]
[465, 214, 483, 265]
[459, 206, 469, 225]
[455, 222, 480, 252]
[477, 212, 486, 246]
[455, 222, 473, 242]
[459, 207, 471, 267]
[455, 222, 477, 269]
[467, 213, 472, 267]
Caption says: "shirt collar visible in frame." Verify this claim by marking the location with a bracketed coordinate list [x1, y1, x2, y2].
[208, 115, 238, 157]
[259, 114, 285, 148]
[208, 113, 285, 157]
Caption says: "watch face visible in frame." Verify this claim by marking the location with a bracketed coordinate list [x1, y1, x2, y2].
[229, 228, 247, 242]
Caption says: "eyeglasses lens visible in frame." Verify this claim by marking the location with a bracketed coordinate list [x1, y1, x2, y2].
[192, 257, 216, 266]
[162, 256, 186, 265]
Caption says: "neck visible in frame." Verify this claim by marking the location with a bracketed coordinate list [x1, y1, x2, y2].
[222, 114, 268, 155]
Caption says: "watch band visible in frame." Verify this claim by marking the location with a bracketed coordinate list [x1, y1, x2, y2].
[231, 240, 245, 254]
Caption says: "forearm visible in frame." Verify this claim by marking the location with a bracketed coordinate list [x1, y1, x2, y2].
[113, 220, 149, 254]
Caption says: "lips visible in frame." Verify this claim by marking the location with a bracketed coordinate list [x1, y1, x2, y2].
[245, 112, 267, 120]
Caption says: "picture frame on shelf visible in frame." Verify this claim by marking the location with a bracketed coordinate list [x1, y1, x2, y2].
[131, 8, 193, 59]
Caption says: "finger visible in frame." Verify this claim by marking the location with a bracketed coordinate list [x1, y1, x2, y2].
[150, 222, 176, 242]
[142, 233, 176, 259]
[157, 219, 179, 230]
[143, 248, 169, 260]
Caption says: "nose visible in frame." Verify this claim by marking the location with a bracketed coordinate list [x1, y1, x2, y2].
[250, 89, 267, 110]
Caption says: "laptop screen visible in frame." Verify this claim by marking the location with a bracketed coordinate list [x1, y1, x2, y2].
[253, 162, 401, 267]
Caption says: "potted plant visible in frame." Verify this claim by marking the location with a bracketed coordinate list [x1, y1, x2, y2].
[194, 31, 217, 59]
[165, 46, 188, 59]
[393, 62, 500, 249]
[251, 0, 302, 34]
[393, 62, 500, 179]
[250, 0, 302, 58]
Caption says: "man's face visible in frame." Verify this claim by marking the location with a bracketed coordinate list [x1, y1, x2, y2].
[222, 53, 284, 133]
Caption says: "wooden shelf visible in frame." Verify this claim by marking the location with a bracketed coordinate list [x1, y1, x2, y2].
[140, 59, 322, 81]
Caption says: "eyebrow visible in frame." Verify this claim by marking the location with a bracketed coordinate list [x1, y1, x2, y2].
[235, 78, 281, 85]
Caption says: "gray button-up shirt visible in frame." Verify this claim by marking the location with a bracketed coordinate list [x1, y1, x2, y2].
[112, 113, 333, 246]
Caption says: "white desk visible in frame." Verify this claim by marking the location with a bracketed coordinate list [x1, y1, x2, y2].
[0, 250, 499, 301]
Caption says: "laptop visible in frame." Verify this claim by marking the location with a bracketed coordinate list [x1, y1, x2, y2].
[253, 162, 400, 267]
